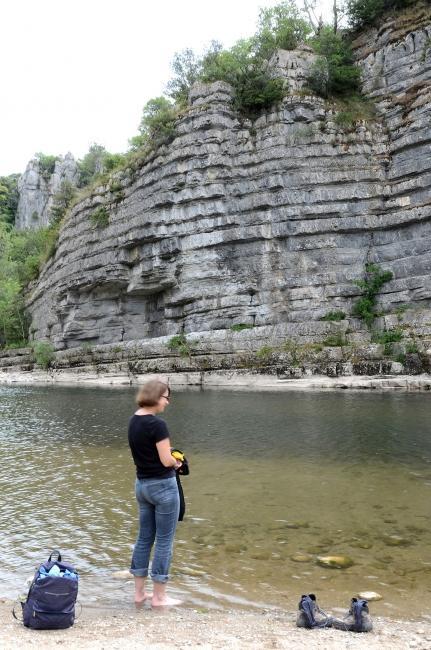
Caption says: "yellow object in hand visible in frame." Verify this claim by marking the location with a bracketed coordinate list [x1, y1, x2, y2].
[171, 450, 185, 461]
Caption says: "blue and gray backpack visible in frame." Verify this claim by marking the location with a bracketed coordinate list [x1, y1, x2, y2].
[17, 550, 78, 629]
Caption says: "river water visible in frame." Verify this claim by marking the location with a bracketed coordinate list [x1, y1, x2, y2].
[0, 385, 430, 618]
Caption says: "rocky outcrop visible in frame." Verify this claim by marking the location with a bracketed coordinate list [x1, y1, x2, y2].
[26, 7, 431, 353]
[15, 152, 79, 229]
[268, 45, 320, 91]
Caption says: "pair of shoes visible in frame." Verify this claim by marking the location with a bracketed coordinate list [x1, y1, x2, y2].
[296, 594, 373, 633]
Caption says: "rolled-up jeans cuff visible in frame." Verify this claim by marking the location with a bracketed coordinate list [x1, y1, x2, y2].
[151, 573, 169, 583]
[130, 568, 149, 577]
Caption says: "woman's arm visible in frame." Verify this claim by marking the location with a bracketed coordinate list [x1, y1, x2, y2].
[156, 438, 181, 468]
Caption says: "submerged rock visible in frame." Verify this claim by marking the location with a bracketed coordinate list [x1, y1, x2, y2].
[178, 567, 206, 577]
[382, 535, 412, 547]
[112, 569, 132, 579]
[250, 551, 270, 560]
[316, 555, 354, 569]
[358, 591, 383, 601]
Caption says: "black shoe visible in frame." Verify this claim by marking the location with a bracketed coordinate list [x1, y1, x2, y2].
[296, 594, 332, 629]
[332, 597, 373, 632]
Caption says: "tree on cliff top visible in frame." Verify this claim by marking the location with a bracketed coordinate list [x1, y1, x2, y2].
[346, 0, 418, 29]
[307, 26, 361, 97]
[129, 97, 177, 151]
[255, 1, 312, 58]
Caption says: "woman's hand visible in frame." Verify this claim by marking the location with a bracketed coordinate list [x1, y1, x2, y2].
[156, 438, 180, 468]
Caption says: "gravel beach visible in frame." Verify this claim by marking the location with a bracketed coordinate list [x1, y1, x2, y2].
[1, 600, 431, 650]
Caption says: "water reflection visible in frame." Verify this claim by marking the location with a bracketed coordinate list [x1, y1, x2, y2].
[0, 385, 430, 617]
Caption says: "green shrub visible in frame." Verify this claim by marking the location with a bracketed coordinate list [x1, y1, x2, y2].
[352, 263, 393, 327]
[167, 333, 191, 357]
[307, 27, 361, 98]
[90, 206, 109, 228]
[406, 342, 419, 354]
[320, 310, 346, 321]
[201, 39, 284, 115]
[82, 342, 93, 353]
[230, 323, 253, 332]
[103, 153, 126, 173]
[331, 95, 377, 130]
[109, 180, 125, 203]
[256, 345, 274, 358]
[371, 328, 403, 344]
[395, 353, 406, 364]
[33, 341, 55, 369]
[323, 333, 346, 347]
[35, 153, 58, 180]
[77, 144, 107, 187]
[233, 66, 285, 114]
[136, 97, 177, 147]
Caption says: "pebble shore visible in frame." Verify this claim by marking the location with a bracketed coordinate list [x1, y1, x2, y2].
[1, 601, 431, 649]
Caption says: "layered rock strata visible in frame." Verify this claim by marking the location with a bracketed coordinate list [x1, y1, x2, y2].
[27, 7, 431, 356]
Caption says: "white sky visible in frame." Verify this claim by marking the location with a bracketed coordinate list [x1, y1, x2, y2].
[0, 0, 336, 176]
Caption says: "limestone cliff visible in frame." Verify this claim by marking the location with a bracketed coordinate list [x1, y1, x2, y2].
[16, 152, 79, 229]
[27, 6, 431, 353]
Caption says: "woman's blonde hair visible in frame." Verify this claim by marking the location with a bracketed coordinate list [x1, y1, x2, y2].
[136, 380, 170, 407]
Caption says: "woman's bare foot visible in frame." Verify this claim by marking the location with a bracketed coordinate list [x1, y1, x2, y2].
[134, 591, 152, 605]
[151, 595, 182, 607]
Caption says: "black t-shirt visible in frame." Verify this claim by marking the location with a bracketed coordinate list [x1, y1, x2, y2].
[128, 414, 175, 479]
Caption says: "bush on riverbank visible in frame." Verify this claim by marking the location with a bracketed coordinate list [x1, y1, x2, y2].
[33, 341, 56, 369]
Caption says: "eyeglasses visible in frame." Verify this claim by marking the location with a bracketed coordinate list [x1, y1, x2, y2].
[161, 395, 170, 402]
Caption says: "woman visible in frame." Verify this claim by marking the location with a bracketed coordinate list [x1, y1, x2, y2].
[128, 379, 182, 607]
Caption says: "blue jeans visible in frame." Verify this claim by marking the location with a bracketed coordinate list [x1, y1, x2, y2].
[130, 476, 180, 583]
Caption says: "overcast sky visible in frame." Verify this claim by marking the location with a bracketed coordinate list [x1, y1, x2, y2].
[1, 0, 336, 176]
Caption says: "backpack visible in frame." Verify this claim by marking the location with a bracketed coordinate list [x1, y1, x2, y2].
[19, 550, 78, 630]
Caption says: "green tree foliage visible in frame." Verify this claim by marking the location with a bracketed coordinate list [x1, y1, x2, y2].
[132, 97, 178, 150]
[0, 174, 20, 225]
[50, 180, 76, 224]
[0, 222, 60, 346]
[77, 143, 107, 187]
[0, 224, 27, 345]
[77, 144, 125, 187]
[201, 39, 285, 114]
[254, 1, 312, 59]
[307, 27, 361, 97]
[35, 152, 58, 180]
[346, 0, 416, 29]
[166, 48, 204, 106]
